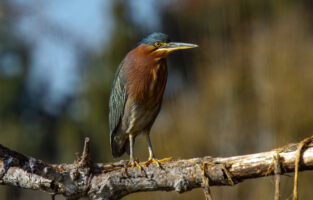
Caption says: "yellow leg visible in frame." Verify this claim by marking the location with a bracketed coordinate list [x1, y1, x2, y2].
[143, 132, 172, 167]
[125, 134, 142, 171]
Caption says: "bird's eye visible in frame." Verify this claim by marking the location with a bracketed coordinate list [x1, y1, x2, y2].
[154, 42, 161, 47]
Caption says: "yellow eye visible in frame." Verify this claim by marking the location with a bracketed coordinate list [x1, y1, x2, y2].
[154, 42, 161, 47]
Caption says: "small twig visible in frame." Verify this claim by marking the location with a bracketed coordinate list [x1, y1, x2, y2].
[74, 152, 80, 162]
[201, 162, 214, 200]
[274, 152, 281, 200]
[293, 136, 313, 200]
[220, 163, 234, 186]
[79, 137, 91, 167]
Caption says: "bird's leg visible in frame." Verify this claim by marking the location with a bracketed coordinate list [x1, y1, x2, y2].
[125, 133, 141, 170]
[143, 132, 171, 167]
[146, 133, 159, 166]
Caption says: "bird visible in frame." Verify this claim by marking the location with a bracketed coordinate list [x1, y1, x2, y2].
[109, 32, 198, 168]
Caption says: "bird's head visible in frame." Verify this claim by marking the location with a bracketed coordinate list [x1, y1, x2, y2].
[137, 32, 198, 59]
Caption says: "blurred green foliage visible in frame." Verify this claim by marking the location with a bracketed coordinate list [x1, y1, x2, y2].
[1, 0, 313, 199]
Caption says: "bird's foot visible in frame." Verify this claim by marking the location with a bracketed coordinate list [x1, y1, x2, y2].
[143, 157, 172, 168]
[158, 157, 172, 162]
[125, 158, 142, 172]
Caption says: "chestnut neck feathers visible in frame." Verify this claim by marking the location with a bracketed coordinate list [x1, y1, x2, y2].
[124, 44, 168, 103]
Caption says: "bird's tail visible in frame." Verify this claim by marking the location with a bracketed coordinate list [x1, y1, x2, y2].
[110, 133, 130, 158]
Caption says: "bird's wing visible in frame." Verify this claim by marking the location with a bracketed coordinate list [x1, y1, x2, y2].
[109, 60, 127, 141]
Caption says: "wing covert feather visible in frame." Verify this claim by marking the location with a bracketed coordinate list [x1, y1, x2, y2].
[109, 61, 127, 142]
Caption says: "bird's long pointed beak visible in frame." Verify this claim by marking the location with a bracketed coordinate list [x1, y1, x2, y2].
[157, 42, 198, 52]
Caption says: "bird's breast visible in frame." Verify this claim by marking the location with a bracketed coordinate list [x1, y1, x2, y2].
[122, 59, 167, 134]
[126, 59, 168, 105]
[148, 64, 160, 96]
[146, 62, 167, 104]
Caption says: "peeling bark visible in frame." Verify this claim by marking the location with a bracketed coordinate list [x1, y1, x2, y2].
[0, 137, 313, 200]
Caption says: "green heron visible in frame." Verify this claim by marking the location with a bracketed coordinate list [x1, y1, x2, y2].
[109, 32, 197, 168]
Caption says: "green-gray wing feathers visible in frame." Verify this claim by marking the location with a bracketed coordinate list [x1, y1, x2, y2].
[109, 61, 127, 148]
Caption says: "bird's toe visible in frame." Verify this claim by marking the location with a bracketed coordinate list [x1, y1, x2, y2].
[125, 158, 142, 172]
[143, 157, 172, 168]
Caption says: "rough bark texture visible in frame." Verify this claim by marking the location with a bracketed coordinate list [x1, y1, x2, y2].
[0, 137, 313, 200]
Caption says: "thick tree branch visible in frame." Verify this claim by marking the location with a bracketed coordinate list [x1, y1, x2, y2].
[0, 137, 313, 200]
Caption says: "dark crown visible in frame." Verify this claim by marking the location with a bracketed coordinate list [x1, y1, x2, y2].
[138, 32, 171, 46]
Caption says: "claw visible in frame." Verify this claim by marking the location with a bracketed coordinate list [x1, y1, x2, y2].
[124, 158, 142, 172]
[143, 157, 172, 168]
[144, 158, 160, 167]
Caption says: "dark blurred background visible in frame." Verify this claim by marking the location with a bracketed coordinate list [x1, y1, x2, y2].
[1, 0, 313, 199]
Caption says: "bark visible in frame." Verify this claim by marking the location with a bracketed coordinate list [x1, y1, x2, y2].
[0, 137, 313, 200]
